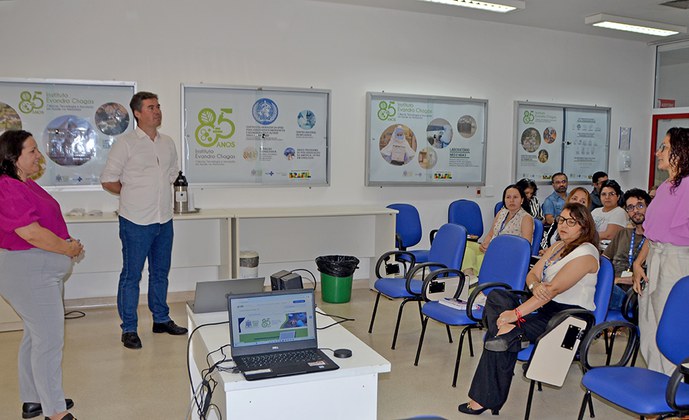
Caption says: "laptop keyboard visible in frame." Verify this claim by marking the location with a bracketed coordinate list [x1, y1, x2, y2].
[240, 349, 322, 369]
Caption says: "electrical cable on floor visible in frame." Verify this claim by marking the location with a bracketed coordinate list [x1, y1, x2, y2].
[64, 310, 85, 320]
[186, 320, 231, 420]
[290, 268, 317, 289]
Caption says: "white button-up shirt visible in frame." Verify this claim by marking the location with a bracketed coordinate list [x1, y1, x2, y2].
[101, 127, 179, 225]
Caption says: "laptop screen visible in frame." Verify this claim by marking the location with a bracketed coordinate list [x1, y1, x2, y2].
[228, 289, 318, 357]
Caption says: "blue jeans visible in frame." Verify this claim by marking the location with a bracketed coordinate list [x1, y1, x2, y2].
[609, 284, 627, 312]
[117, 216, 173, 333]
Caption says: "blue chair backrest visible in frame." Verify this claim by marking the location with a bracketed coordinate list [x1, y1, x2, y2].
[387, 203, 422, 249]
[494, 201, 504, 216]
[592, 257, 614, 324]
[478, 234, 531, 290]
[448, 199, 484, 238]
[427, 223, 467, 270]
[657, 276, 689, 364]
[531, 219, 544, 256]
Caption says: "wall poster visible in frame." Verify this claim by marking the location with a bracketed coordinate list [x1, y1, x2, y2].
[515, 102, 610, 184]
[181, 84, 330, 186]
[0, 78, 136, 189]
[366, 92, 487, 186]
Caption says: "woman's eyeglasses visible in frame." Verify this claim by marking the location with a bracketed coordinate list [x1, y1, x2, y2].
[625, 203, 646, 212]
[600, 191, 617, 197]
[657, 143, 668, 153]
[556, 216, 580, 227]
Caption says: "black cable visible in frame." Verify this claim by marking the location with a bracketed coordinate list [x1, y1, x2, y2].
[186, 320, 230, 420]
[315, 308, 355, 329]
[290, 268, 317, 290]
[64, 310, 85, 320]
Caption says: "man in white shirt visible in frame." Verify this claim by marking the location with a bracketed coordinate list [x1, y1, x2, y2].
[101, 91, 187, 350]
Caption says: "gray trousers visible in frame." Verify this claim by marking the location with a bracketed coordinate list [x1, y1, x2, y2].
[0, 248, 71, 417]
[639, 241, 689, 374]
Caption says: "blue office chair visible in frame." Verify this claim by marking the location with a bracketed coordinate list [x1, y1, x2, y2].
[603, 287, 639, 366]
[531, 219, 544, 257]
[448, 199, 484, 238]
[414, 234, 531, 387]
[387, 203, 429, 266]
[494, 201, 504, 216]
[520, 256, 615, 420]
[577, 276, 689, 420]
[368, 223, 467, 350]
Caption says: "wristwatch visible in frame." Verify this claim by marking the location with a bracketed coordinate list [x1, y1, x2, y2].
[528, 281, 537, 291]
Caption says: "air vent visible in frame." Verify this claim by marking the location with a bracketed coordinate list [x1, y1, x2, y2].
[661, 0, 689, 10]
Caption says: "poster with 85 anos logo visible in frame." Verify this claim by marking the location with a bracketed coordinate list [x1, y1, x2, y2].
[182, 84, 330, 186]
[366, 92, 487, 187]
[0, 78, 136, 189]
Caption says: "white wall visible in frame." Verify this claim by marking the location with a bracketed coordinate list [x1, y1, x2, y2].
[0, 0, 656, 296]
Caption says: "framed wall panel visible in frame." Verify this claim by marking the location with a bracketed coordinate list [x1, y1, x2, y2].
[366, 92, 487, 186]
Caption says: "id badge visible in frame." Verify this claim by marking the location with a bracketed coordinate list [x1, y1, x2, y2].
[621, 270, 633, 278]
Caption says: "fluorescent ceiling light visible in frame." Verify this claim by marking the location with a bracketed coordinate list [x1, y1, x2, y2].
[585, 13, 687, 37]
[420, 0, 525, 13]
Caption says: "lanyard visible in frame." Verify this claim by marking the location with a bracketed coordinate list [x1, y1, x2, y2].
[628, 230, 645, 270]
[498, 213, 508, 235]
[542, 243, 564, 281]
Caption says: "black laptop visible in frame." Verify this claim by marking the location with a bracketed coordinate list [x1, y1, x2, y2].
[227, 289, 339, 381]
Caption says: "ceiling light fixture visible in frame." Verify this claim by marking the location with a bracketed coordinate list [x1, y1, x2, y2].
[420, 0, 525, 13]
[585, 13, 687, 37]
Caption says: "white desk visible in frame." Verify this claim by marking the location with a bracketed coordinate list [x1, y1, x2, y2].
[231, 206, 396, 283]
[186, 305, 391, 420]
[63, 205, 395, 296]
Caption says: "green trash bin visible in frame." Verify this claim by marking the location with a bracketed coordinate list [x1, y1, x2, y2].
[316, 255, 359, 304]
[320, 273, 353, 303]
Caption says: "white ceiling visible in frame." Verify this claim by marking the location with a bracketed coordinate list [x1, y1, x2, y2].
[313, 0, 689, 44]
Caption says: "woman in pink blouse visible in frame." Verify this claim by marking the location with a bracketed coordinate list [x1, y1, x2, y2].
[0, 130, 83, 420]
[633, 127, 689, 375]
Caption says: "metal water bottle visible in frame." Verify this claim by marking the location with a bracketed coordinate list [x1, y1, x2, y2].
[173, 171, 189, 214]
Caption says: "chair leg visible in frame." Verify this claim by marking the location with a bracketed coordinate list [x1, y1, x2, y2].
[446, 325, 453, 343]
[537, 381, 542, 392]
[414, 317, 429, 366]
[452, 326, 470, 387]
[391, 298, 412, 350]
[524, 380, 535, 420]
[577, 392, 590, 420]
[417, 300, 424, 325]
[368, 292, 381, 333]
[467, 326, 475, 357]
[587, 392, 595, 418]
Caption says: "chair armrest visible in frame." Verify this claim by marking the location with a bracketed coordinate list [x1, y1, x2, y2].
[374, 250, 416, 279]
[466, 281, 515, 323]
[420, 268, 466, 302]
[544, 308, 595, 332]
[666, 356, 689, 413]
[621, 287, 639, 324]
[407, 262, 447, 295]
[579, 320, 639, 372]
[429, 229, 438, 244]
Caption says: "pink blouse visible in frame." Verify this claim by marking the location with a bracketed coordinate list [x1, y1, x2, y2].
[643, 178, 689, 246]
[0, 176, 69, 250]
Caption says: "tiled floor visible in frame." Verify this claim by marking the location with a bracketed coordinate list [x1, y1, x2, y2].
[0, 287, 636, 419]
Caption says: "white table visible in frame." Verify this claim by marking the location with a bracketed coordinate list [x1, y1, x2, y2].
[186, 305, 391, 420]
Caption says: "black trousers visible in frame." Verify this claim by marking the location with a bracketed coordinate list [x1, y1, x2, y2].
[467, 289, 579, 411]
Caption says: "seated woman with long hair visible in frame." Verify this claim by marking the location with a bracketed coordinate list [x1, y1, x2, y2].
[458, 202, 599, 415]
[540, 187, 590, 252]
[462, 184, 534, 278]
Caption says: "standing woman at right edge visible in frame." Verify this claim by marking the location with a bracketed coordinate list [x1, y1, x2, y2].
[633, 127, 689, 375]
